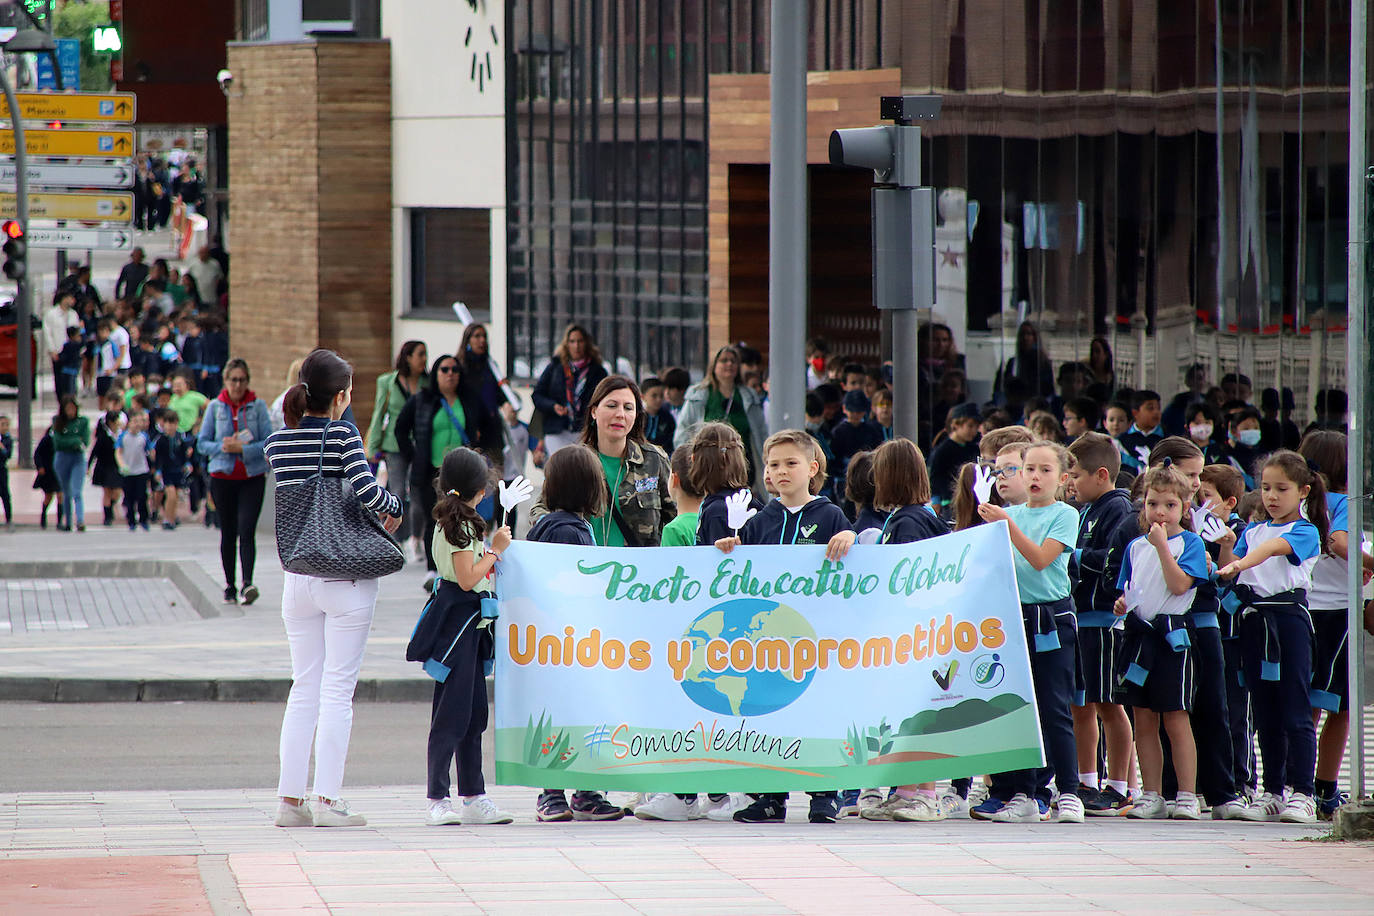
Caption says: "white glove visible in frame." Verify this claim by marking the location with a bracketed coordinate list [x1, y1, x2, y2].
[972, 464, 996, 504]
[1197, 513, 1228, 544]
[725, 488, 757, 533]
[1134, 445, 1151, 467]
[1190, 500, 1216, 533]
[498, 475, 534, 512]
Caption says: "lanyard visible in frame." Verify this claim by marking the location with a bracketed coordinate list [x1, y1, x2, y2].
[439, 398, 469, 446]
[879, 511, 895, 544]
[600, 457, 624, 546]
[780, 507, 804, 545]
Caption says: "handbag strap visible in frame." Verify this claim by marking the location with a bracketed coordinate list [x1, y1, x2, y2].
[314, 420, 333, 478]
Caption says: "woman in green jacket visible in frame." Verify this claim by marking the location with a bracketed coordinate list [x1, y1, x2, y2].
[366, 340, 428, 559]
[51, 395, 91, 531]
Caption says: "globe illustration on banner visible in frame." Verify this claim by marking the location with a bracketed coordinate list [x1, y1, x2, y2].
[679, 597, 817, 716]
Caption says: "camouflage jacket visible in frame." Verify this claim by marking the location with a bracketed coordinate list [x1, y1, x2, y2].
[530, 439, 676, 546]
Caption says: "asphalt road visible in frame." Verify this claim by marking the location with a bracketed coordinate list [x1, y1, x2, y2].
[1, 700, 489, 792]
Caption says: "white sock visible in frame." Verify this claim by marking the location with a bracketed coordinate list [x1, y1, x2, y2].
[1105, 779, 1128, 796]
[1079, 771, 1099, 790]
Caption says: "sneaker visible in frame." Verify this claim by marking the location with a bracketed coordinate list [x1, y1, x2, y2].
[1127, 791, 1168, 820]
[223, 586, 238, 604]
[703, 793, 751, 821]
[128, 524, 137, 532]
[857, 788, 885, 815]
[403, 540, 419, 564]
[807, 795, 838, 824]
[1172, 794, 1201, 821]
[426, 798, 463, 826]
[1210, 799, 1249, 820]
[140, 522, 150, 531]
[861, 794, 915, 821]
[570, 791, 625, 821]
[241, 583, 260, 606]
[1279, 792, 1317, 824]
[988, 793, 1042, 823]
[734, 797, 787, 823]
[1317, 790, 1350, 821]
[939, 790, 970, 819]
[313, 798, 366, 827]
[1085, 786, 1133, 816]
[837, 789, 861, 817]
[892, 794, 948, 822]
[620, 793, 645, 816]
[274, 800, 313, 827]
[162, 522, 176, 531]
[634, 793, 695, 822]
[1236, 791, 1285, 822]
[461, 794, 514, 825]
[422, 570, 438, 593]
[967, 783, 990, 808]
[1056, 793, 1085, 823]
[968, 795, 1007, 821]
[536, 791, 573, 822]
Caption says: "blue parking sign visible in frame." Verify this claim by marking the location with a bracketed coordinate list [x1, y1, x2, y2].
[100, 100, 114, 116]
[98, 135, 113, 152]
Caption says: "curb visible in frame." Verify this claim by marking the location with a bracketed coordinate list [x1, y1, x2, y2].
[0, 676, 451, 703]
[0, 559, 236, 621]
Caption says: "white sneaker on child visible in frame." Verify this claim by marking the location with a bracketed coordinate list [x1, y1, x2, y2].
[1237, 791, 1285, 822]
[426, 798, 463, 826]
[891, 794, 948, 822]
[1127, 791, 1168, 819]
[1056, 793, 1085, 823]
[634, 793, 696, 821]
[967, 783, 990, 807]
[462, 794, 514, 825]
[1171, 793, 1201, 821]
[939, 790, 970, 819]
[858, 788, 885, 815]
[703, 794, 751, 821]
[988, 793, 1042, 823]
[1278, 793, 1317, 824]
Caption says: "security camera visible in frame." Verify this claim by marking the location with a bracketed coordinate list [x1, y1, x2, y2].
[216, 69, 233, 94]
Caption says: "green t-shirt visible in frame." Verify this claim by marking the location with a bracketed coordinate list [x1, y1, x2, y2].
[433, 524, 492, 594]
[1004, 501, 1079, 603]
[590, 452, 627, 547]
[430, 397, 468, 467]
[660, 511, 699, 547]
[168, 390, 208, 432]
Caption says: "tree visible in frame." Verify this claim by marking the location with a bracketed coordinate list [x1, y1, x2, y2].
[54, 0, 113, 93]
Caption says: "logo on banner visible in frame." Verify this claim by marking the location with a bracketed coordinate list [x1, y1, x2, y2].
[679, 597, 817, 716]
[972, 653, 1006, 689]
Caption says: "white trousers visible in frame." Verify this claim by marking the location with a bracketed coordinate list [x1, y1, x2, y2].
[276, 572, 380, 800]
[543, 430, 581, 455]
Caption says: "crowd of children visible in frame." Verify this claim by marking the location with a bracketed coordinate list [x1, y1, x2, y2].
[407, 355, 1373, 827]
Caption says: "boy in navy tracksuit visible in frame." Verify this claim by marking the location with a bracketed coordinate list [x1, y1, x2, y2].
[714, 429, 852, 824]
[1065, 433, 1136, 814]
[1117, 389, 1164, 473]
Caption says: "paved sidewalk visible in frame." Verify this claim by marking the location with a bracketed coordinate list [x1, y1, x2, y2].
[0, 785, 1363, 915]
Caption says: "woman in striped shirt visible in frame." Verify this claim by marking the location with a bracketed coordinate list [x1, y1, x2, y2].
[263, 348, 401, 829]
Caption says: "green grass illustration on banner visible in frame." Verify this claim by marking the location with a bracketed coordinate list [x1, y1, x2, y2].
[842, 717, 894, 765]
[521, 711, 580, 769]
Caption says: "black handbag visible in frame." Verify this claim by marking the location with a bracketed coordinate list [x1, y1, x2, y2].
[275, 421, 404, 579]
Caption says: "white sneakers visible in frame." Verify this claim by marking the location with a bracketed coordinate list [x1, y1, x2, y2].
[703, 793, 752, 821]
[313, 798, 367, 827]
[1237, 791, 1285, 822]
[1056, 793, 1085, 823]
[274, 800, 313, 827]
[988, 793, 1046, 823]
[1171, 793, 1201, 821]
[427, 796, 513, 825]
[634, 793, 702, 821]
[1279, 793, 1317, 824]
[1128, 791, 1168, 819]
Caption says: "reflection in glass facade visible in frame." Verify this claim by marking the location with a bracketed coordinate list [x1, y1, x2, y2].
[506, 1, 1362, 428]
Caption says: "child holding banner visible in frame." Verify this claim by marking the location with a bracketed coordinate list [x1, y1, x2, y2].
[692, 422, 763, 547]
[1111, 464, 1211, 820]
[715, 429, 853, 824]
[975, 441, 1085, 823]
[524, 445, 627, 823]
[855, 438, 956, 823]
[420, 448, 515, 827]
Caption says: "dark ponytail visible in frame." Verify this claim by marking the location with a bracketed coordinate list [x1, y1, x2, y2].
[283, 348, 353, 429]
[433, 447, 491, 548]
[1258, 449, 1330, 549]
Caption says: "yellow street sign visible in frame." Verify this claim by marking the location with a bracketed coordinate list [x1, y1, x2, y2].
[0, 128, 135, 158]
[0, 191, 134, 222]
[2, 92, 136, 123]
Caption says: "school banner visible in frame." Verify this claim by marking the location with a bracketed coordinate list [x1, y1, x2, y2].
[494, 520, 1044, 792]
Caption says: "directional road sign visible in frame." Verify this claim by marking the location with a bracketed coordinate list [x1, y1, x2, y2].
[22, 226, 133, 251]
[0, 191, 133, 222]
[0, 128, 135, 158]
[0, 161, 134, 189]
[0, 92, 136, 123]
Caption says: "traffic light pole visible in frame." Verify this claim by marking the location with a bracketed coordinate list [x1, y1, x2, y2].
[0, 57, 33, 468]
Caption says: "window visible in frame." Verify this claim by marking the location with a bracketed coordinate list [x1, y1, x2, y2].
[409, 208, 490, 317]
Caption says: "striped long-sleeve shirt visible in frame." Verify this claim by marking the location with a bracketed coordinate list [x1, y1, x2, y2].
[264, 416, 400, 517]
